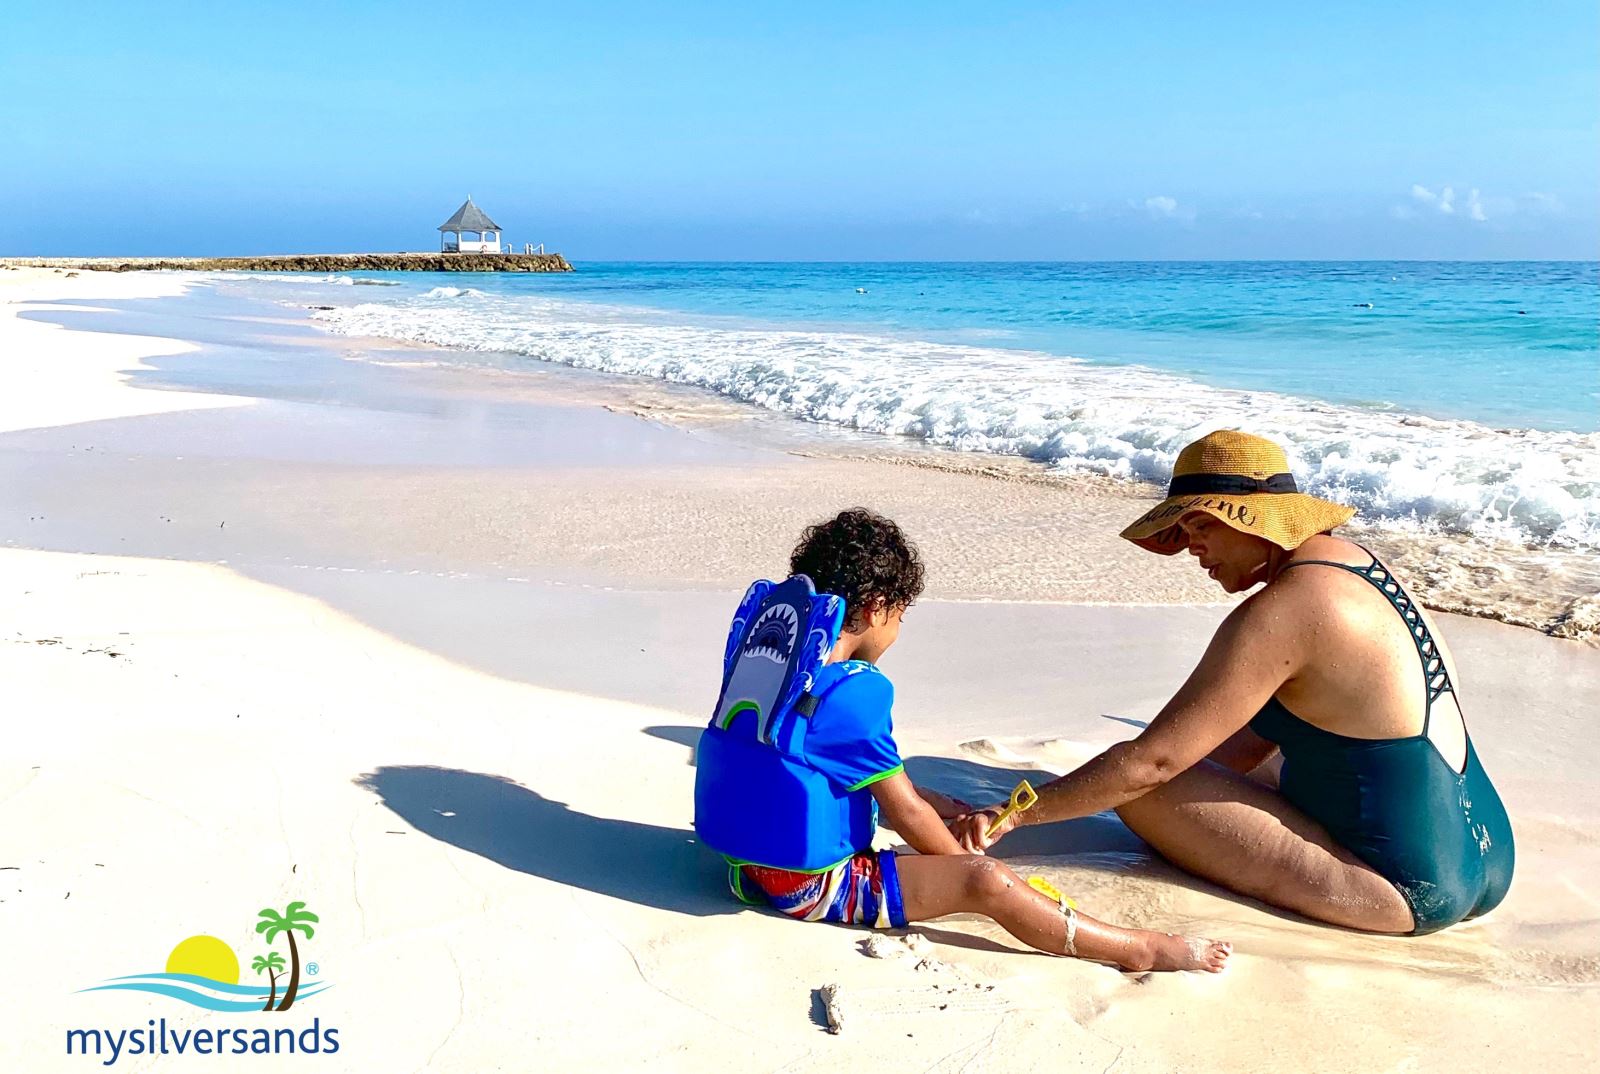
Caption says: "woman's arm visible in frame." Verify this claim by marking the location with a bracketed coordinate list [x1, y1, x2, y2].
[954, 583, 1310, 852]
[1208, 725, 1280, 775]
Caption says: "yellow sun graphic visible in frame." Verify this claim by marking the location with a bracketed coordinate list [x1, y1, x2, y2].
[165, 935, 240, 984]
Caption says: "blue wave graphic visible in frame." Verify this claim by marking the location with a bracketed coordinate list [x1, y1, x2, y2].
[105, 972, 285, 996]
[81, 972, 330, 1011]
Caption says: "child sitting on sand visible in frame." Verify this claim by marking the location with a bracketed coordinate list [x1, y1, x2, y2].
[693, 507, 1230, 973]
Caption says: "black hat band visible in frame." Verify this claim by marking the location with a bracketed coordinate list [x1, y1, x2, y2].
[1166, 472, 1299, 497]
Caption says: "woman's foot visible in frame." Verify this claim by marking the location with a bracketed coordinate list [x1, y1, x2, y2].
[1128, 932, 1232, 973]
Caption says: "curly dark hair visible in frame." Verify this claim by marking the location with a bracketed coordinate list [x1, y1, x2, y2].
[789, 508, 925, 627]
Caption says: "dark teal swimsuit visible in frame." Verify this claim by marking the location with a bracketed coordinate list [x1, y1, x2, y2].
[1248, 555, 1514, 934]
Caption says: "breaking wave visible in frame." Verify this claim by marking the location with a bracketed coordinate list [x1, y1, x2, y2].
[309, 291, 1600, 551]
[419, 285, 485, 299]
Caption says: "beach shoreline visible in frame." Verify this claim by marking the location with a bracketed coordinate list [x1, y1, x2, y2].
[3, 266, 1597, 1072]
[9, 264, 1595, 638]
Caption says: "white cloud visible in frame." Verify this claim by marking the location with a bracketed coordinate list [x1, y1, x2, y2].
[1390, 204, 1417, 220]
[1128, 195, 1195, 223]
[1144, 195, 1180, 218]
[1411, 184, 1456, 214]
[1408, 183, 1493, 222]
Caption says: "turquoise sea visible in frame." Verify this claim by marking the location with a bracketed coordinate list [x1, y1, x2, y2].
[426, 261, 1597, 431]
[222, 261, 1599, 550]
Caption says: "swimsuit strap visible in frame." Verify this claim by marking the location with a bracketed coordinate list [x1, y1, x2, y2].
[1277, 551, 1456, 732]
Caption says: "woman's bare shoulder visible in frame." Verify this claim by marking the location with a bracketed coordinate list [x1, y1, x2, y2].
[1264, 537, 1409, 645]
[1231, 542, 1376, 648]
[1286, 533, 1372, 569]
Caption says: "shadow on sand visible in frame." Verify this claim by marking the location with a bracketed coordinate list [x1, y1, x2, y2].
[903, 754, 1152, 858]
[637, 727, 1155, 859]
[355, 764, 733, 917]
[644, 724, 701, 764]
[906, 755, 1322, 930]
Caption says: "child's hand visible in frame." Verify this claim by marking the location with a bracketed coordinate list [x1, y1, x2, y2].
[949, 805, 1016, 854]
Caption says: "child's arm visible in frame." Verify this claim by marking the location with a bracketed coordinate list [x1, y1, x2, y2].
[870, 772, 969, 855]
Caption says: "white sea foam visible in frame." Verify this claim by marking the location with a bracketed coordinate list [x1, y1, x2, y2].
[419, 285, 485, 299]
[309, 293, 1600, 551]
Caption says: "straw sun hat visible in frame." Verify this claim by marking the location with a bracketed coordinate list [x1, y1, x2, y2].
[1120, 430, 1355, 555]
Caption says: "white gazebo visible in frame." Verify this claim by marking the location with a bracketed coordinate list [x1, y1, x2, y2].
[438, 196, 502, 253]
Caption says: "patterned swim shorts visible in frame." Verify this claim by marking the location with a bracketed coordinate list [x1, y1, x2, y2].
[730, 849, 907, 928]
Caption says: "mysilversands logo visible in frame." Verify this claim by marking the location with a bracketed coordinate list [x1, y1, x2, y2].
[67, 900, 341, 1064]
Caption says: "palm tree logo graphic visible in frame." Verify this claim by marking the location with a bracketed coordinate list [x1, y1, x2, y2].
[79, 900, 330, 1012]
[250, 951, 286, 1012]
[255, 902, 319, 1012]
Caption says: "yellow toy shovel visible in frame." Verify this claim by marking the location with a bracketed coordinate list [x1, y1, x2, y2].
[984, 779, 1039, 839]
[1026, 876, 1078, 910]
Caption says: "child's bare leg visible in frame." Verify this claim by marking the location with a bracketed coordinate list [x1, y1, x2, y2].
[894, 854, 1231, 973]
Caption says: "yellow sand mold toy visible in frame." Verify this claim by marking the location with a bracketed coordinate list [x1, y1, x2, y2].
[984, 779, 1040, 839]
[1026, 876, 1078, 911]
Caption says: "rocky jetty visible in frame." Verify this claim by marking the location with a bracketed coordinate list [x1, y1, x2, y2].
[2, 252, 573, 273]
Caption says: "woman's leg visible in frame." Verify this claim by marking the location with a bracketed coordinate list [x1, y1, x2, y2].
[893, 854, 1231, 972]
[1114, 760, 1414, 933]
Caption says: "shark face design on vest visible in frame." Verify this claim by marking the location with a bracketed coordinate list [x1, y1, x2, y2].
[716, 585, 817, 744]
[745, 603, 800, 664]
[709, 575, 845, 748]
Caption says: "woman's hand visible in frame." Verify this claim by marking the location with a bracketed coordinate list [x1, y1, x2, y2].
[947, 804, 1017, 854]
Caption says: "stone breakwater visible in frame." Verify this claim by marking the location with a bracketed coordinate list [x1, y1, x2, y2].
[2, 253, 573, 273]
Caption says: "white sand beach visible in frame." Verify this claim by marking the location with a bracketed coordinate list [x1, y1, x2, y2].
[2, 268, 1597, 1073]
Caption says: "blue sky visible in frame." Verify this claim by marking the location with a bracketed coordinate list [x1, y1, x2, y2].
[2, 2, 1595, 259]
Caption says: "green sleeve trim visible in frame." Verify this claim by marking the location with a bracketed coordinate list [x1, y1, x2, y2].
[847, 763, 904, 793]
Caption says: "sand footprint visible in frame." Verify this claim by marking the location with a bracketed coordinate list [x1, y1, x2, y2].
[960, 735, 1100, 772]
[959, 737, 1050, 768]
[826, 931, 1009, 1034]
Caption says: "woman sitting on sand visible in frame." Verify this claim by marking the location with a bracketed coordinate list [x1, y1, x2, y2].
[955, 430, 1514, 935]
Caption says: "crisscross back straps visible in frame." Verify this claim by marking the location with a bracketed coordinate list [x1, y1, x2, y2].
[1350, 558, 1455, 725]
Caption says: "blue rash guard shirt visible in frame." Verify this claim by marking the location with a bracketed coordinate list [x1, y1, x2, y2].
[804, 661, 904, 794]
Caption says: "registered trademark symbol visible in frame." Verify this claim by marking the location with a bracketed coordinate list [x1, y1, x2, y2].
[307, 962, 320, 976]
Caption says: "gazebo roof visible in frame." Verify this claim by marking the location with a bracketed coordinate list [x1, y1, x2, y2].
[438, 197, 501, 232]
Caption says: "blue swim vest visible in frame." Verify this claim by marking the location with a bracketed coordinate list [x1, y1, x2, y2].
[694, 575, 877, 872]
